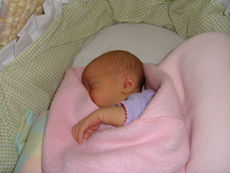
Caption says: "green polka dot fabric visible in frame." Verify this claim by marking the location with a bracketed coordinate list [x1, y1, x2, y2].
[0, 0, 229, 172]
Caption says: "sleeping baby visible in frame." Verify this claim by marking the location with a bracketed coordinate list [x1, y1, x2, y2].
[72, 50, 155, 144]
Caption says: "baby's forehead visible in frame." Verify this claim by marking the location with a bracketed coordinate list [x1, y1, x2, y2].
[85, 50, 141, 75]
[88, 57, 121, 70]
[82, 61, 106, 78]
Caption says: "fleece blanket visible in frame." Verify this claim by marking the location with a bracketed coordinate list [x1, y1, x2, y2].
[43, 33, 230, 173]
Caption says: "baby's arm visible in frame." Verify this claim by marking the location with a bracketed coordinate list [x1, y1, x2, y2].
[72, 106, 126, 144]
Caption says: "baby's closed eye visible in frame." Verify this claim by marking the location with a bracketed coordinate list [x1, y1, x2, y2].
[88, 80, 100, 89]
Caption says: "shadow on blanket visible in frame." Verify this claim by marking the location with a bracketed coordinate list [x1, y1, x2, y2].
[43, 33, 230, 173]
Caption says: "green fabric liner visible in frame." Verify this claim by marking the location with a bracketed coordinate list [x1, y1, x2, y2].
[14, 110, 36, 156]
[0, 0, 229, 172]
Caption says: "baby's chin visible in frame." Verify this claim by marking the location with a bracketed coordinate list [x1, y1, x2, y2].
[92, 101, 104, 108]
[95, 102, 119, 108]
[92, 96, 122, 108]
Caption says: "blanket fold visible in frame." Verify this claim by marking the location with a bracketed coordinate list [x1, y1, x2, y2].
[43, 33, 230, 173]
[43, 65, 189, 173]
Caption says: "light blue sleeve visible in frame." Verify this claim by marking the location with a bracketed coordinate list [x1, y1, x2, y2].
[120, 89, 155, 124]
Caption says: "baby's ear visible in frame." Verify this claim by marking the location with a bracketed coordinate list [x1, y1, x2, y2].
[121, 74, 136, 94]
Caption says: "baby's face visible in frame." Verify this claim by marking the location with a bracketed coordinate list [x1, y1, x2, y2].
[82, 62, 124, 107]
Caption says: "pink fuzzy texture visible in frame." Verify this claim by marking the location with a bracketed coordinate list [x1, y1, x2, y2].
[43, 33, 230, 173]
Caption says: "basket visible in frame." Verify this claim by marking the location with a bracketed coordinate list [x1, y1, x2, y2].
[0, 0, 44, 49]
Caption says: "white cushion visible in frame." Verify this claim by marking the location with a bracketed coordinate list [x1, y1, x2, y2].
[72, 23, 184, 67]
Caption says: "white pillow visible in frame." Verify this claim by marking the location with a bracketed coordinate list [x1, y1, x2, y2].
[72, 23, 184, 67]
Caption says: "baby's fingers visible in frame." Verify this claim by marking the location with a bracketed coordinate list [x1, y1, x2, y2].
[78, 121, 92, 144]
[83, 129, 93, 140]
[83, 124, 100, 140]
[72, 124, 80, 142]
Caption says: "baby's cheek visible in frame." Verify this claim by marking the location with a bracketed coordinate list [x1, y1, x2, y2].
[94, 96, 109, 107]
[91, 89, 113, 107]
[90, 93, 96, 104]
[90, 92, 103, 106]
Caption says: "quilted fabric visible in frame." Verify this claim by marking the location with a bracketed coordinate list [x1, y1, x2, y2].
[0, 0, 229, 172]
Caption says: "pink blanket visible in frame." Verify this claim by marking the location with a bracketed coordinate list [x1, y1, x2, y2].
[43, 33, 230, 173]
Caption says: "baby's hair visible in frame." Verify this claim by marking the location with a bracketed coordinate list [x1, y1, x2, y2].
[89, 50, 144, 90]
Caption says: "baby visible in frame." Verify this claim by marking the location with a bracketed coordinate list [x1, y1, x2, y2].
[72, 50, 155, 144]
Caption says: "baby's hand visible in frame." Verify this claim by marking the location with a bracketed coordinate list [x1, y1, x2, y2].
[72, 110, 101, 144]
[72, 106, 126, 144]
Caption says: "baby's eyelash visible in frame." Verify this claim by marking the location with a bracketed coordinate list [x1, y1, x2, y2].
[89, 84, 96, 89]
[83, 82, 90, 91]
[89, 81, 97, 88]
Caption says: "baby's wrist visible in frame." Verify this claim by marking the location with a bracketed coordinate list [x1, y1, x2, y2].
[119, 104, 128, 125]
[113, 106, 127, 126]
[99, 106, 126, 126]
